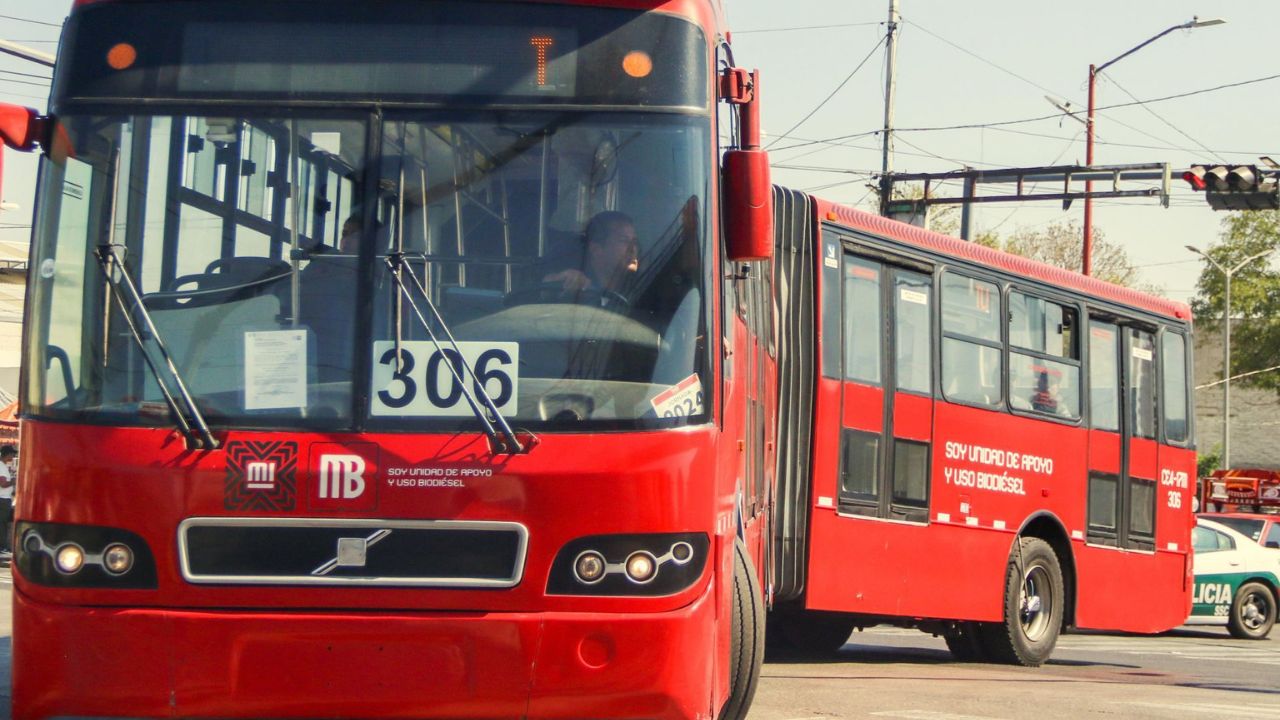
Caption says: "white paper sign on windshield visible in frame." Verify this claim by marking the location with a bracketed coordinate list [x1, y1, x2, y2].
[651, 373, 704, 418]
[244, 330, 308, 410]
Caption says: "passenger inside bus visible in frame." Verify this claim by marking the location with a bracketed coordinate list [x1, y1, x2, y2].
[298, 214, 367, 382]
[1030, 369, 1061, 415]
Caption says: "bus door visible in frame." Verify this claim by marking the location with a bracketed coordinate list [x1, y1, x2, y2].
[1086, 319, 1157, 552]
[837, 251, 933, 523]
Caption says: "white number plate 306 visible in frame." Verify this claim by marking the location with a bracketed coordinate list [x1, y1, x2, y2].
[371, 341, 519, 417]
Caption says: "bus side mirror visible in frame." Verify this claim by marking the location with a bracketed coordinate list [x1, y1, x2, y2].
[723, 148, 772, 261]
[0, 103, 44, 152]
[720, 68, 773, 262]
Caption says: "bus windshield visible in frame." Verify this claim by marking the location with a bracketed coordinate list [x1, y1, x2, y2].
[24, 111, 711, 433]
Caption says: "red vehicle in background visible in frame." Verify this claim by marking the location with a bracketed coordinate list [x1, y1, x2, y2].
[0, 0, 1196, 717]
[1197, 468, 1280, 514]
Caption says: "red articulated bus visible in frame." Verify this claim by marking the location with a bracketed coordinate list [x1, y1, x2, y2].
[764, 197, 1196, 664]
[0, 0, 1195, 718]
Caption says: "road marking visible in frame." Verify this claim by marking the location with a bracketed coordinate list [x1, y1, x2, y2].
[1123, 701, 1280, 716]
[875, 707, 1003, 712]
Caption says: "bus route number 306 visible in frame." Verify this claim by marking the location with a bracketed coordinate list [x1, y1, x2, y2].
[371, 341, 519, 417]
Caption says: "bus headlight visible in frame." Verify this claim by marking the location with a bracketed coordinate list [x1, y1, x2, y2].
[103, 543, 135, 575]
[624, 551, 657, 583]
[14, 521, 158, 589]
[55, 543, 85, 574]
[574, 550, 607, 584]
[548, 533, 709, 597]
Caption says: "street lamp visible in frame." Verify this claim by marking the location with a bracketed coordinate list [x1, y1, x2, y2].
[1082, 16, 1225, 276]
[1186, 244, 1272, 470]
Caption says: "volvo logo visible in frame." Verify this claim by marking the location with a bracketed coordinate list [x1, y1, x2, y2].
[311, 529, 392, 576]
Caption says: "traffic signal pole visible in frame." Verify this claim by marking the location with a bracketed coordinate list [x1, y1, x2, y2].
[1084, 65, 1097, 276]
[878, 0, 900, 216]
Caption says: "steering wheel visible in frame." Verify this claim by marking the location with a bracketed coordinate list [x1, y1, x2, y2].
[505, 281, 629, 309]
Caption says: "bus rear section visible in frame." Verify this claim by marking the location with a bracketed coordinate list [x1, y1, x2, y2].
[6, 0, 775, 717]
[767, 191, 1196, 665]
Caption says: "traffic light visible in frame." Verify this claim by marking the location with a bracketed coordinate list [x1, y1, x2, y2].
[1182, 164, 1280, 210]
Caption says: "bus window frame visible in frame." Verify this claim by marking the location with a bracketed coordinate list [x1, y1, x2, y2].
[1157, 325, 1194, 449]
[1002, 284, 1085, 427]
[937, 266, 1005, 412]
[834, 237, 936, 524]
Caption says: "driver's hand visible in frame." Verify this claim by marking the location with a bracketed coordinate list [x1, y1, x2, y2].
[544, 269, 590, 292]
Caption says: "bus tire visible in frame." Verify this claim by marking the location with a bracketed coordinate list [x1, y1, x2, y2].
[980, 537, 1063, 667]
[943, 621, 987, 662]
[770, 610, 856, 654]
[1227, 582, 1276, 640]
[719, 539, 764, 720]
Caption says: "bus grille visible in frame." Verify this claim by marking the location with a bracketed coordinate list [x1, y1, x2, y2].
[178, 518, 528, 587]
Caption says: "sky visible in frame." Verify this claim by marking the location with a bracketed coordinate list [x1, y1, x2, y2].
[2, 0, 1279, 305]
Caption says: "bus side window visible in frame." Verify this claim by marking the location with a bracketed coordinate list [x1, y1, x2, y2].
[843, 256, 881, 385]
[1161, 330, 1189, 444]
[1088, 320, 1120, 431]
[1129, 329, 1157, 440]
[1007, 292, 1080, 419]
[940, 272, 1001, 407]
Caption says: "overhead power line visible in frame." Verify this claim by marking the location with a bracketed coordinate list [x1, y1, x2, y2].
[0, 77, 50, 89]
[893, 72, 1280, 134]
[734, 21, 882, 35]
[902, 18, 1061, 99]
[0, 69, 51, 81]
[0, 13, 61, 28]
[1100, 71, 1228, 165]
[765, 36, 885, 150]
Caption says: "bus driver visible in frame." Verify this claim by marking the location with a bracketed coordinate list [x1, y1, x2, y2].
[542, 211, 639, 307]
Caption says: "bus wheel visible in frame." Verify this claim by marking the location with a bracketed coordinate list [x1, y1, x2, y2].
[981, 537, 1063, 667]
[942, 621, 987, 662]
[770, 611, 856, 655]
[1227, 582, 1276, 640]
[719, 539, 764, 720]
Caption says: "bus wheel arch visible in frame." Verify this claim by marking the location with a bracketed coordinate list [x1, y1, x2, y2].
[1017, 512, 1077, 630]
[980, 517, 1073, 667]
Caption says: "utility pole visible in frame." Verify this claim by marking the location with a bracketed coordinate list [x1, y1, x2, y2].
[878, 0, 899, 215]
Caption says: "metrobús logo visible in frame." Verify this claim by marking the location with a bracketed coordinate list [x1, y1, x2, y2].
[309, 442, 379, 511]
[225, 440, 299, 511]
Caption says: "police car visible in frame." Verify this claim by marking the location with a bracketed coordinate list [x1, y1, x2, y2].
[1188, 517, 1279, 639]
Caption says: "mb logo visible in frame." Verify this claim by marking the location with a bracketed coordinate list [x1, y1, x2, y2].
[318, 454, 366, 499]
[309, 442, 378, 511]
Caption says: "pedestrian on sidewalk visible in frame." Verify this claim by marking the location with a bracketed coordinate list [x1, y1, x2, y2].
[0, 444, 16, 556]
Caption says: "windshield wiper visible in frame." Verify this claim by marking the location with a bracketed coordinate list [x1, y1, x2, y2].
[95, 242, 219, 451]
[382, 252, 534, 455]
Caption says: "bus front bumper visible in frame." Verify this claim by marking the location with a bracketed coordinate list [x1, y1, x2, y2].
[12, 586, 716, 720]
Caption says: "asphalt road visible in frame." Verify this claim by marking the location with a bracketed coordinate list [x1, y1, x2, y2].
[0, 562, 1274, 719]
[750, 625, 1280, 720]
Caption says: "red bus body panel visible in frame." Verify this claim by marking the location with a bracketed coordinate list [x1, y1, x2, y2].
[13, 421, 732, 719]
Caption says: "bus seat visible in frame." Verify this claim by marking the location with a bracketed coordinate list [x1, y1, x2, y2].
[442, 286, 505, 325]
[144, 257, 292, 311]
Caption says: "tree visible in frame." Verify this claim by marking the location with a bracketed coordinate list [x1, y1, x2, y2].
[973, 221, 1157, 293]
[888, 186, 1155, 292]
[1190, 210, 1280, 394]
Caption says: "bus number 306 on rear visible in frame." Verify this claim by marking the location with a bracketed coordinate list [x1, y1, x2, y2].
[371, 341, 519, 417]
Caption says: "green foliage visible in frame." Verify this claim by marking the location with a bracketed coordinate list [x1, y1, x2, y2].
[1189, 209, 1280, 394]
[890, 186, 1158, 293]
[1197, 444, 1223, 477]
[973, 221, 1158, 293]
